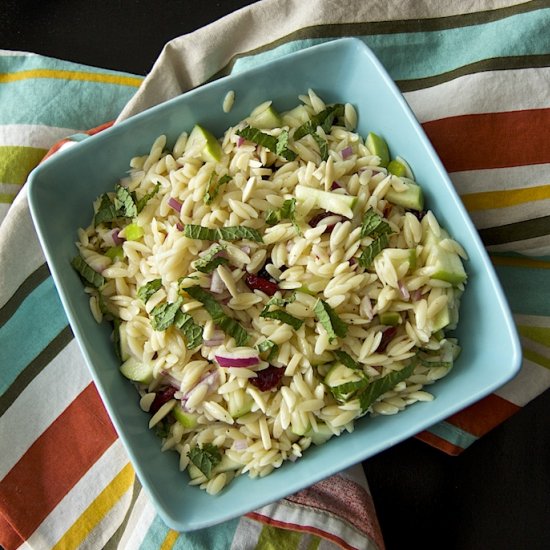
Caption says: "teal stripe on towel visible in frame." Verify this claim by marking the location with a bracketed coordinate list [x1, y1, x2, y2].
[232, 7, 550, 81]
[0, 277, 68, 395]
[0, 78, 137, 127]
[427, 420, 479, 450]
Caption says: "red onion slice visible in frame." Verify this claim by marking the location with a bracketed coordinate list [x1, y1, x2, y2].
[341, 146, 353, 159]
[398, 280, 410, 300]
[215, 352, 260, 368]
[168, 197, 182, 213]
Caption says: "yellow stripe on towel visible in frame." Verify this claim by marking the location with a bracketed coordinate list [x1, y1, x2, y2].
[160, 529, 180, 550]
[0, 69, 143, 88]
[461, 184, 550, 211]
[51, 462, 135, 550]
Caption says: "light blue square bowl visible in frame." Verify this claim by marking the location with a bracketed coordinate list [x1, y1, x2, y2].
[28, 38, 521, 531]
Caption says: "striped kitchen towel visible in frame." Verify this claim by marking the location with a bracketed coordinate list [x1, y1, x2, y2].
[1, 0, 550, 549]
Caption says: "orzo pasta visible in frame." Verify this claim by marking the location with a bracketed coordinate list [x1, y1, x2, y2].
[72, 90, 467, 494]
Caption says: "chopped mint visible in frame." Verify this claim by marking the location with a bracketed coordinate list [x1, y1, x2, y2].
[260, 308, 303, 330]
[312, 132, 329, 162]
[174, 311, 203, 349]
[183, 224, 263, 243]
[257, 339, 279, 363]
[94, 193, 118, 226]
[71, 255, 105, 288]
[236, 126, 296, 161]
[204, 174, 231, 205]
[265, 198, 300, 234]
[150, 297, 184, 331]
[185, 286, 249, 346]
[187, 443, 222, 479]
[260, 294, 303, 330]
[112, 319, 122, 361]
[136, 183, 161, 213]
[358, 358, 417, 412]
[358, 232, 389, 268]
[114, 185, 138, 218]
[293, 104, 345, 141]
[275, 130, 297, 161]
[314, 299, 347, 342]
[193, 244, 228, 273]
[360, 208, 391, 239]
[137, 279, 162, 303]
[329, 376, 369, 403]
[332, 350, 361, 370]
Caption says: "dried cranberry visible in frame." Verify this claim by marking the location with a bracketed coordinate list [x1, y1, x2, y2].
[257, 263, 275, 281]
[308, 211, 342, 234]
[330, 181, 342, 190]
[150, 386, 177, 415]
[376, 326, 398, 353]
[245, 273, 279, 296]
[406, 208, 427, 221]
[250, 365, 285, 391]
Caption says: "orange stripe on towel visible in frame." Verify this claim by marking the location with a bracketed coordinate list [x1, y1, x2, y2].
[422, 108, 550, 172]
[0, 383, 117, 541]
[444, 393, 521, 437]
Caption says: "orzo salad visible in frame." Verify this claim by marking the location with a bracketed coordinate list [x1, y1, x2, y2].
[72, 89, 468, 495]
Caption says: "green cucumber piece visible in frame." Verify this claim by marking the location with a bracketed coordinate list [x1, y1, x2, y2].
[119, 356, 153, 384]
[172, 405, 198, 428]
[387, 159, 407, 177]
[249, 105, 282, 129]
[185, 124, 223, 162]
[228, 393, 254, 419]
[379, 311, 401, 326]
[422, 223, 467, 286]
[385, 181, 424, 211]
[295, 184, 357, 219]
[366, 132, 390, 167]
[305, 423, 334, 446]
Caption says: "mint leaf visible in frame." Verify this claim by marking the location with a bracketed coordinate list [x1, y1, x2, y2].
[185, 286, 249, 346]
[187, 443, 222, 479]
[114, 185, 138, 218]
[275, 130, 297, 161]
[265, 198, 298, 230]
[136, 183, 161, 213]
[183, 224, 263, 243]
[358, 358, 417, 412]
[183, 224, 218, 240]
[260, 308, 303, 330]
[94, 193, 118, 226]
[112, 319, 122, 361]
[257, 339, 279, 363]
[358, 232, 389, 268]
[174, 311, 203, 349]
[312, 132, 329, 161]
[293, 104, 345, 141]
[333, 350, 361, 370]
[218, 226, 263, 242]
[260, 294, 302, 330]
[314, 299, 347, 342]
[329, 376, 369, 403]
[150, 297, 184, 331]
[193, 244, 228, 274]
[204, 174, 231, 205]
[360, 208, 391, 238]
[137, 279, 162, 303]
[71, 255, 105, 288]
[237, 126, 277, 151]
[237, 127, 296, 161]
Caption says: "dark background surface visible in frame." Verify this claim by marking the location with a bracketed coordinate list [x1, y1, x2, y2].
[3, 2, 550, 549]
